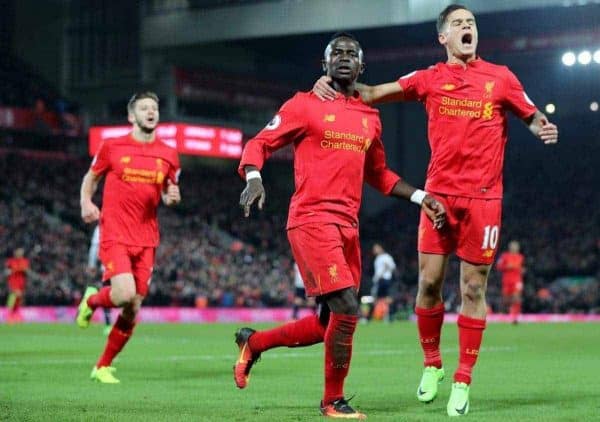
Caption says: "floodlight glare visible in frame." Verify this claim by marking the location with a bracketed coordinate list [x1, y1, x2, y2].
[593, 50, 600, 64]
[591, 102, 599, 112]
[578, 51, 592, 65]
[545, 103, 556, 114]
[562, 51, 576, 66]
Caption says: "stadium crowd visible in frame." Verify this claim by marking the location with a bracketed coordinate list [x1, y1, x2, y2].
[1, 137, 598, 314]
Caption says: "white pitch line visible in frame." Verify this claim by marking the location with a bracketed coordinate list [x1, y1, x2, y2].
[0, 346, 516, 366]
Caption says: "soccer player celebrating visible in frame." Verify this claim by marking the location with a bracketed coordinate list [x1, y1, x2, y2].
[496, 240, 525, 324]
[5, 247, 30, 323]
[76, 91, 181, 384]
[313, 4, 558, 417]
[235, 33, 446, 419]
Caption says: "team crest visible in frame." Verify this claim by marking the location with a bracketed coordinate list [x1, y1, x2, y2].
[484, 81, 495, 97]
[328, 264, 338, 283]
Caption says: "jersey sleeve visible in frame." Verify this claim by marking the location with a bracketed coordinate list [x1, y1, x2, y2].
[167, 150, 181, 185]
[397, 69, 430, 102]
[238, 93, 307, 178]
[503, 68, 537, 120]
[90, 140, 111, 175]
[364, 120, 401, 194]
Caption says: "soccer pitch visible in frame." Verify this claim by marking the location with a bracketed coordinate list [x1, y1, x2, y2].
[2, 322, 599, 421]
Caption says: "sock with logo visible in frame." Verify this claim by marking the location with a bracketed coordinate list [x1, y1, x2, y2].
[415, 303, 445, 368]
[322, 313, 358, 405]
[454, 314, 486, 384]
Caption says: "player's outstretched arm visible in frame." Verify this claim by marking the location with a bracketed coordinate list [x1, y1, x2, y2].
[389, 180, 446, 229]
[162, 180, 181, 206]
[80, 170, 102, 223]
[312, 77, 405, 104]
[239, 165, 266, 218]
[526, 110, 558, 145]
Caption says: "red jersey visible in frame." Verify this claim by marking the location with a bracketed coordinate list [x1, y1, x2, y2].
[239, 91, 400, 229]
[6, 257, 29, 285]
[398, 58, 537, 199]
[91, 133, 180, 247]
[496, 252, 524, 285]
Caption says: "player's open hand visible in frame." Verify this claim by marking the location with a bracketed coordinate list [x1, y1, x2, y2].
[81, 200, 100, 223]
[313, 76, 337, 101]
[538, 116, 558, 144]
[163, 180, 181, 206]
[240, 179, 266, 217]
[422, 195, 446, 229]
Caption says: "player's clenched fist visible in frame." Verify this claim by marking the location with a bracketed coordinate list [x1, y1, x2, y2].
[81, 199, 100, 223]
[163, 180, 181, 206]
[239, 179, 266, 218]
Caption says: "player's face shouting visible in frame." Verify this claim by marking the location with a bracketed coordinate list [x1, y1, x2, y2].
[439, 8, 478, 60]
[324, 38, 364, 83]
[131, 98, 159, 133]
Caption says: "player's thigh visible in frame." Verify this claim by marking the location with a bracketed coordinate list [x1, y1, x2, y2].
[130, 247, 155, 297]
[418, 194, 458, 256]
[99, 242, 133, 282]
[287, 224, 356, 297]
[110, 273, 137, 300]
[339, 225, 361, 288]
[418, 252, 449, 287]
[456, 198, 502, 265]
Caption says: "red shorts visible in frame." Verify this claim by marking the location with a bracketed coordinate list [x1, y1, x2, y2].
[418, 194, 502, 265]
[99, 242, 155, 297]
[287, 223, 361, 297]
[502, 281, 523, 296]
[8, 277, 26, 292]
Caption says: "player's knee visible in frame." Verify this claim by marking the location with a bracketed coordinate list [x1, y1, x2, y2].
[418, 275, 442, 299]
[112, 287, 136, 305]
[325, 288, 359, 316]
[462, 280, 486, 303]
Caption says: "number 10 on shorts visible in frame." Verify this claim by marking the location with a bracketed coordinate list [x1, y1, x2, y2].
[481, 225, 499, 249]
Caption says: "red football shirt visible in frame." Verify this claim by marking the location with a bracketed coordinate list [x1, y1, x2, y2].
[6, 257, 29, 285]
[239, 91, 401, 229]
[398, 58, 537, 199]
[496, 252, 524, 285]
[91, 133, 180, 247]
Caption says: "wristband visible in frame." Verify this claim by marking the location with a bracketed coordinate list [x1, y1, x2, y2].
[410, 189, 427, 205]
[245, 170, 262, 181]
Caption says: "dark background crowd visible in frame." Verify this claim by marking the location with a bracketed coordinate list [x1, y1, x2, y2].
[1, 1, 599, 317]
[2, 130, 598, 315]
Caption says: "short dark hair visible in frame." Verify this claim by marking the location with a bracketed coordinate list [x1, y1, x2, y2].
[329, 31, 357, 43]
[325, 31, 363, 61]
[127, 91, 159, 113]
[436, 4, 470, 33]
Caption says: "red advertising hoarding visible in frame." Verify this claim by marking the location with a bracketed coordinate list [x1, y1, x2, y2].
[88, 123, 243, 158]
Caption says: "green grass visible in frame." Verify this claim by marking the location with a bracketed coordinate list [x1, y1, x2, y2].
[1, 322, 599, 421]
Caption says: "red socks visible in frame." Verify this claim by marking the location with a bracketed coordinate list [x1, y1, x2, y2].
[96, 315, 135, 368]
[415, 303, 444, 368]
[87, 286, 115, 309]
[249, 314, 326, 353]
[454, 314, 486, 384]
[323, 313, 358, 405]
[509, 303, 521, 321]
